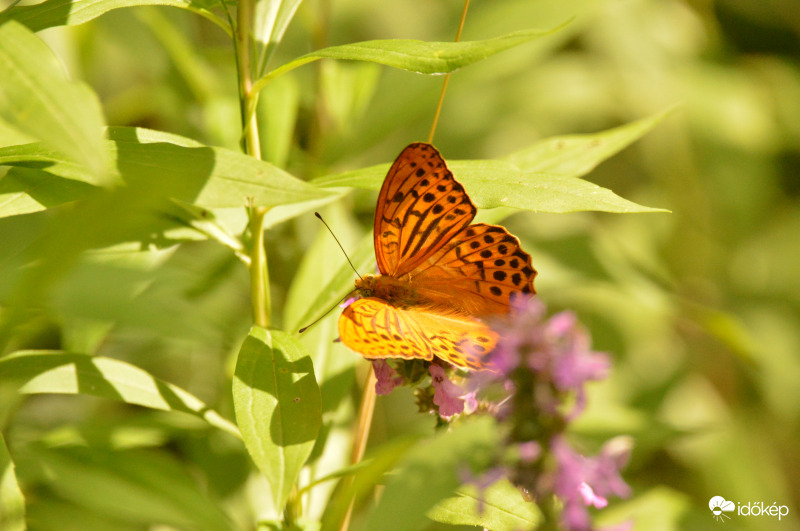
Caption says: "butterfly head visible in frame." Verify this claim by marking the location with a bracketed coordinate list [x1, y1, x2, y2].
[354, 274, 378, 298]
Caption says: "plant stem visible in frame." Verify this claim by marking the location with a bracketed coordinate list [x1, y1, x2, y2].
[339, 367, 377, 531]
[427, 0, 470, 144]
[236, 0, 262, 158]
[248, 204, 270, 328]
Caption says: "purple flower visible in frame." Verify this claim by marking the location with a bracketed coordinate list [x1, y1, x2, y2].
[551, 436, 632, 531]
[462, 390, 478, 414]
[430, 364, 470, 418]
[372, 360, 403, 396]
[548, 311, 610, 390]
[486, 296, 547, 376]
[472, 296, 630, 530]
[579, 482, 608, 509]
[486, 297, 611, 418]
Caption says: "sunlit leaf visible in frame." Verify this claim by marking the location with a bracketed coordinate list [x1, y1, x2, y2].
[507, 108, 675, 176]
[284, 206, 361, 409]
[0, 166, 100, 218]
[254, 25, 568, 93]
[428, 480, 541, 531]
[0, 21, 110, 182]
[0, 433, 25, 531]
[0, 351, 240, 438]
[0, 142, 92, 183]
[1, 0, 230, 35]
[109, 127, 335, 208]
[0, 128, 337, 211]
[257, 74, 300, 167]
[232, 327, 322, 509]
[313, 159, 665, 213]
[253, 0, 303, 76]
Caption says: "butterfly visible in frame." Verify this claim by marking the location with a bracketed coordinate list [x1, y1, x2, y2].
[338, 143, 537, 371]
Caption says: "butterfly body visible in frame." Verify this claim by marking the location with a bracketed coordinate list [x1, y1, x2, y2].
[352, 274, 422, 310]
[338, 143, 537, 371]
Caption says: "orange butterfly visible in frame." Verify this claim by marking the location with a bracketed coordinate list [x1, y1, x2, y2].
[338, 143, 537, 371]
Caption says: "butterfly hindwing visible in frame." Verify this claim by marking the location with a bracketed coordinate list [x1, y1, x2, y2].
[374, 143, 477, 277]
[410, 223, 537, 315]
[339, 297, 497, 370]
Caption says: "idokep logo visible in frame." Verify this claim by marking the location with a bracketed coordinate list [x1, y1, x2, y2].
[709, 496, 735, 522]
[709, 495, 790, 523]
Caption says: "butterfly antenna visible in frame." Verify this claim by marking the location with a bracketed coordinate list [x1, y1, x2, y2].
[314, 212, 362, 279]
[298, 299, 344, 334]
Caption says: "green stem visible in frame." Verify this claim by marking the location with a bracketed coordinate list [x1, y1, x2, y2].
[235, 0, 262, 158]
[248, 204, 270, 328]
[284, 485, 301, 527]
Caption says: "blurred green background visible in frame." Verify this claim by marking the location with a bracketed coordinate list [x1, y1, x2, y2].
[1, 0, 799, 529]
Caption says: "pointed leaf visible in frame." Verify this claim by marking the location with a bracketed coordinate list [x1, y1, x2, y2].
[313, 159, 665, 213]
[428, 480, 542, 531]
[507, 108, 676, 175]
[254, 25, 567, 93]
[0, 129, 338, 214]
[1, 0, 230, 34]
[0, 21, 110, 182]
[253, 0, 303, 76]
[0, 166, 99, 218]
[233, 327, 322, 509]
[0, 433, 25, 531]
[108, 127, 335, 208]
[0, 351, 240, 438]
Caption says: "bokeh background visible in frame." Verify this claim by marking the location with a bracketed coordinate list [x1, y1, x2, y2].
[2, 0, 799, 529]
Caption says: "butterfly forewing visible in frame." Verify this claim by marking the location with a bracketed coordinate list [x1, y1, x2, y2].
[339, 297, 497, 370]
[411, 223, 537, 315]
[375, 143, 476, 277]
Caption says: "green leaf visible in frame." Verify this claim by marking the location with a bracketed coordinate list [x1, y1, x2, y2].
[364, 417, 501, 531]
[0, 21, 110, 182]
[0, 433, 25, 531]
[254, 25, 568, 94]
[314, 159, 665, 213]
[283, 206, 361, 410]
[260, 191, 346, 231]
[0, 351, 240, 438]
[108, 127, 336, 208]
[232, 327, 322, 510]
[253, 0, 304, 76]
[507, 108, 676, 175]
[29, 444, 234, 531]
[257, 74, 300, 168]
[428, 480, 541, 531]
[0, 166, 100, 218]
[25, 496, 141, 531]
[0, 142, 92, 182]
[310, 114, 675, 213]
[0, 129, 338, 221]
[0, 0, 230, 35]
